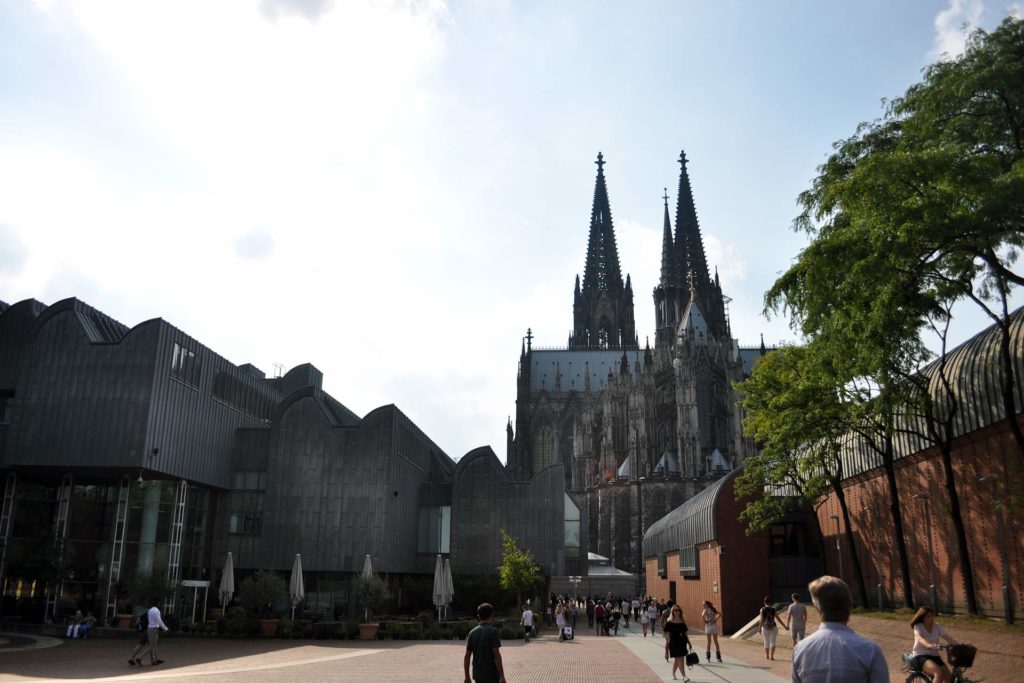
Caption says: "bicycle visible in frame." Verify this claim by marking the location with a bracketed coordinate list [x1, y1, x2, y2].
[901, 643, 977, 683]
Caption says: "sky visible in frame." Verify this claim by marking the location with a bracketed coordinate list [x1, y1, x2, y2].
[1, 0, 1021, 461]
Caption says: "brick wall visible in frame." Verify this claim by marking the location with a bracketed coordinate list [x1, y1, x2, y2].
[816, 417, 1023, 618]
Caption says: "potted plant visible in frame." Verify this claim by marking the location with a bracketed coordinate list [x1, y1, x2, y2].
[239, 570, 288, 637]
[356, 574, 390, 640]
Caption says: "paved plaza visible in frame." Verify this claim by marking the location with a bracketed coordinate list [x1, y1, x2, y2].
[3, 611, 1022, 682]
[0, 627, 784, 683]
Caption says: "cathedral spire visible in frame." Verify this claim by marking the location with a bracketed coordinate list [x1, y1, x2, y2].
[571, 152, 638, 349]
[675, 150, 710, 289]
[581, 152, 624, 294]
[659, 188, 676, 288]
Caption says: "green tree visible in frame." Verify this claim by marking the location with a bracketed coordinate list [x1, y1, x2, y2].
[497, 529, 540, 608]
[356, 574, 391, 623]
[128, 570, 178, 609]
[238, 570, 288, 618]
[736, 343, 869, 606]
[767, 17, 1024, 614]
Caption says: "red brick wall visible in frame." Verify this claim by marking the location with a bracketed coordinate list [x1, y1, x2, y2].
[644, 476, 770, 633]
[816, 417, 1024, 617]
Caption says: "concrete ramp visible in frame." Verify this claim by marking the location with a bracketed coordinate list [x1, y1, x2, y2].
[729, 614, 764, 640]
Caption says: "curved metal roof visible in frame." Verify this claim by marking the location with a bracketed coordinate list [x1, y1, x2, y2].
[642, 468, 739, 558]
[838, 306, 1024, 477]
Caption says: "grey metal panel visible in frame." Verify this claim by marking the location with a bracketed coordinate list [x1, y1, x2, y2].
[529, 349, 645, 394]
[450, 448, 569, 576]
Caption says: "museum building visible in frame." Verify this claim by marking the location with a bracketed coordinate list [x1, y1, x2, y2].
[0, 297, 582, 625]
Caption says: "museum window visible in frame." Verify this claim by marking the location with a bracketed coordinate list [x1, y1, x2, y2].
[417, 506, 451, 554]
[564, 493, 581, 558]
[229, 513, 262, 536]
[680, 544, 699, 578]
[170, 342, 200, 388]
[0, 391, 12, 424]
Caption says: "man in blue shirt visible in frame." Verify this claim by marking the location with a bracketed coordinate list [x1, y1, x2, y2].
[792, 576, 889, 682]
[464, 603, 505, 683]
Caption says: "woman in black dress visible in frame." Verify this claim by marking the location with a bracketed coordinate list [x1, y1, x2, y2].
[663, 604, 692, 682]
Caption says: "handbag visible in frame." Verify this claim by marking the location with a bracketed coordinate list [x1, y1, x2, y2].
[685, 651, 700, 666]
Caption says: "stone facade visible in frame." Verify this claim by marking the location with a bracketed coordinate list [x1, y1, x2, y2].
[509, 152, 764, 581]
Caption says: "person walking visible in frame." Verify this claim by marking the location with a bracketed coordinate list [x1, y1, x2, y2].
[792, 576, 889, 683]
[569, 603, 578, 631]
[586, 598, 595, 628]
[758, 596, 784, 661]
[555, 604, 568, 642]
[785, 593, 808, 644]
[647, 601, 659, 636]
[130, 601, 169, 666]
[620, 599, 630, 628]
[520, 604, 534, 644]
[464, 603, 506, 683]
[701, 600, 722, 662]
[594, 601, 605, 636]
[640, 605, 650, 637]
[663, 604, 692, 682]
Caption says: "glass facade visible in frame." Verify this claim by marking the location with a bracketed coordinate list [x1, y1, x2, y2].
[1, 475, 212, 623]
[564, 493, 580, 558]
[417, 505, 451, 554]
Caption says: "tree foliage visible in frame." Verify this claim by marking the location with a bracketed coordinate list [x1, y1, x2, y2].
[497, 529, 541, 607]
[356, 573, 391, 622]
[239, 570, 288, 618]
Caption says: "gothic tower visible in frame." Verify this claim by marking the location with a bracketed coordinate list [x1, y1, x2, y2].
[570, 153, 638, 349]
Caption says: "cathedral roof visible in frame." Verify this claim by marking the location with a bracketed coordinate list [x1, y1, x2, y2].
[527, 348, 644, 394]
[678, 297, 709, 344]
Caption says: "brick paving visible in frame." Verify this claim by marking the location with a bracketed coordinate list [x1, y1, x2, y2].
[0, 631, 662, 682]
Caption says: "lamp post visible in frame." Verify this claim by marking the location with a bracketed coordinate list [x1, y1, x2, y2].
[864, 506, 884, 609]
[568, 575, 582, 603]
[830, 514, 843, 581]
[912, 493, 937, 612]
[979, 476, 1014, 624]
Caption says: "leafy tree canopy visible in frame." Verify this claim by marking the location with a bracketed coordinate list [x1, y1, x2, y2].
[497, 529, 541, 606]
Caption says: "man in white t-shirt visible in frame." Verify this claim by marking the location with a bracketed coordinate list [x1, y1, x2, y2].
[786, 593, 808, 643]
[520, 605, 534, 643]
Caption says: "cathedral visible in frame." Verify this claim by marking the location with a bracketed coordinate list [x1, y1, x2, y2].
[507, 150, 766, 580]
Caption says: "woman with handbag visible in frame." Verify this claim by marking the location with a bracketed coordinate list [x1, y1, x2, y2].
[663, 604, 692, 682]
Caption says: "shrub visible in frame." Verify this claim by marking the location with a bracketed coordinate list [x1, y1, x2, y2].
[238, 571, 288, 618]
[500, 624, 524, 640]
[277, 616, 294, 638]
[314, 622, 333, 640]
[426, 627, 442, 640]
[415, 610, 434, 628]
[225, 606, 248, 636]
[346, 622, 360, 639]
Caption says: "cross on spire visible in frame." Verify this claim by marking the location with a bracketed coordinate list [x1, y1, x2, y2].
[595, 152, 605, 173]
[525, 328, 533, 351]
[663, 187, 669, 208]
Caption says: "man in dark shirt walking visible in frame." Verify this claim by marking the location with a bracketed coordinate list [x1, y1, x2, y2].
[464, 603, 505, 683]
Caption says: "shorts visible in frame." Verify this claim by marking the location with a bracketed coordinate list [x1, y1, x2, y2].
[790, 625, 805, 639]
[910, 655, 946, 671]
[705, 623, 719, 635]
[762, 627, 777, 648]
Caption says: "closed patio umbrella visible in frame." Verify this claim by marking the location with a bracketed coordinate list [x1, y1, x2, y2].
[432, 554, 445, 622]
[361, 554, 373, 579]
[290, 553, 305, 620]
[218, 552, 235, 611]
[442, 557, 454, 620]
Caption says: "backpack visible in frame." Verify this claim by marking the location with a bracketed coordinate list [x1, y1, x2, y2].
[134, 612, 149, 632]
[761, 606, 776, 629]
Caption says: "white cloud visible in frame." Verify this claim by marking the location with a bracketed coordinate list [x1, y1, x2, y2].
[931, 0, 984, 60]
[235, 230, 276, 260]
[0, 224, 28, 276]
[1010, 3, 1023, 19]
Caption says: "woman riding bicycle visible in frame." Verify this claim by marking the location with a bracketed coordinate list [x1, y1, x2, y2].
[910, 606, 957, 683]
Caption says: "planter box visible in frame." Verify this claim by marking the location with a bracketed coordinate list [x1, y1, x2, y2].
[260, 619, 280, 637]
[359, 623, 379, 640]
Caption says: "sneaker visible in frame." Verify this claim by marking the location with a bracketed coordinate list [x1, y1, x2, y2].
[153, 660, 165, 666]
[128, 659, 137, 666]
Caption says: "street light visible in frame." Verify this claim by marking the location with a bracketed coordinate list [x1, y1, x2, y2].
[912, 493, 937, 612]
[979, 476, 1014, 624]
[864, 506, 884, 609]
[830, 515, 843, 581]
